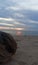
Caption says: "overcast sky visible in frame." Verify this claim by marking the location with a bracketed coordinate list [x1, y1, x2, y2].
[0, 0, 38, 31]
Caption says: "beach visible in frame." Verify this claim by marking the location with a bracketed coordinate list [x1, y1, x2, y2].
[4, 35, 38, 65]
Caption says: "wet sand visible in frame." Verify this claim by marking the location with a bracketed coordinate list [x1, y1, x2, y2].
[5, 36, 38, 65]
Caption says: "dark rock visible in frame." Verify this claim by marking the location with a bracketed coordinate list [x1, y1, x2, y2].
[0, 31, 17, 64]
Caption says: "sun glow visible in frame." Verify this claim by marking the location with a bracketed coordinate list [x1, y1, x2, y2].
[16, 31, 22, 35]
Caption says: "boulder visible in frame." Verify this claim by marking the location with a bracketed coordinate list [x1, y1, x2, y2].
[0, 31, 17, 64]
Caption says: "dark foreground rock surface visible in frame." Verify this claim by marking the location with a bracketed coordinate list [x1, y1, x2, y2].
[0, 31, 17, 64]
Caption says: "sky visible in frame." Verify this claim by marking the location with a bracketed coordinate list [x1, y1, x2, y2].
[0, 0, 38, 31]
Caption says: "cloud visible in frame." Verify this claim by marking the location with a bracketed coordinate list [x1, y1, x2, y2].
[0, 26, 24, 30]
[14, 13, 24, 17]
[6, 0, 38, 11]
[28, 20, 38, 24]
[0, 17, 26, 30]
[8, 0, 38, 11]
[0, 0, 38, 31]
[5, 6, 20, 11]
[0, 17, 25, 25]
[0, 0, 38, 12]
[0, 26, 10, 29]
[0, 23, 14, 26]
[17, 0, 38, 11]
[11, 28, 24, 30]
[0, 18, 13, 21]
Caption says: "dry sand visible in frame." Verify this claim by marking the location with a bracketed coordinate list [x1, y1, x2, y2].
[4, 36, 38, 65]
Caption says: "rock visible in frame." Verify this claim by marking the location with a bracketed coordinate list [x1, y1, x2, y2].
[0, 31, 17, 64]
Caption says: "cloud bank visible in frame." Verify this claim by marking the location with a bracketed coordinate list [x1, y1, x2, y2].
[0, 0, 38, 31]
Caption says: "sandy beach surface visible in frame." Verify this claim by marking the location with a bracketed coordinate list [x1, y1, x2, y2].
[4, 35, 38, 65]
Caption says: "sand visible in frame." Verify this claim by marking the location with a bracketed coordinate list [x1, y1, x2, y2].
[4, 36, 38, 65]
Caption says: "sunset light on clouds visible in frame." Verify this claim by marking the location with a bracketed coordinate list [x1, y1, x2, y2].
[0, 0, 38, 32]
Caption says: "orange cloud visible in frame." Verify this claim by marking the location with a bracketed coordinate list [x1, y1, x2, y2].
[14, 28, 24, 30]
[0, 27, 10, 29]
[0, 26, 24, 30]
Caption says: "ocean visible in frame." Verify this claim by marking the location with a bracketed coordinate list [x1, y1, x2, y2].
[0, 30, 38, 36]
[24, 31, 38, 36]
